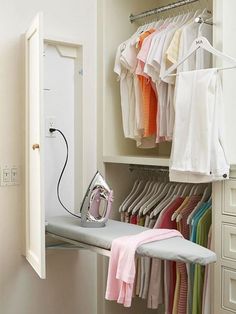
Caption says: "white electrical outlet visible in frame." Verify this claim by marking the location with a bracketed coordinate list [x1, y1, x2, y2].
[45, 116, 56, 137]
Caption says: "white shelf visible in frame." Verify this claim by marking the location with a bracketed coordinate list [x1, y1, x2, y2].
[103, 155, 170, 167]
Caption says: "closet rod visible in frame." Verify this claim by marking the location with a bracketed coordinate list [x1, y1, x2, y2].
[129, 165, 169, 173]
[129, 0, 199, 23]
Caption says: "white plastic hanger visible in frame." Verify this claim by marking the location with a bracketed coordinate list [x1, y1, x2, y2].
[162, 36, 236, 79]
[176, 183, 208, 222]
[139, 182, 164, 216]
[178, 8, 195, 25]
[171, 194, 189, 221]
[162, 13, 174, 26]
[186, 201, 203, 225]
[172, 184, 199, 222]
[150, 184, 177, 218]
[142, 17, 154, 32]
[119, 180, 140, 212]
[152, 183, 186, 218]
[120, 180, 144, 212]
[180, 183, 194, 197]
[132, 181, 160, 215]
[142, 182, 172, 216]
[154, 17, 164, 29]
[188, 184, 197, 196]
[200, 185, 212, 202]
[192, 183, 207, 196]
[181, 10, 193, 24]
[127, 180, 154, 213]
[131, 180, 158, 214]
[186, 185, 212, 225]
[193, 8, 203, 19]
[150, 182, 182, 218]
[147, 21, 157, 30]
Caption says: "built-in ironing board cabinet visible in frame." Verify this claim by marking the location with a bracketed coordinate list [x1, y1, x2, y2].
[25, 12, 83, 278]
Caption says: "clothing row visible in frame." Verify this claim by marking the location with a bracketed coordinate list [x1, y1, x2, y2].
[119, 177, 211, 227]
[114, 9, 212, 148]
[118, 177, 212, 314]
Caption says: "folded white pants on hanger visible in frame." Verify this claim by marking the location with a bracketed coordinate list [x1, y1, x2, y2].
[170, 68, 229, 183]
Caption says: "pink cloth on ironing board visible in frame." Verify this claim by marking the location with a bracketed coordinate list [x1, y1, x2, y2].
[105, 229, 182, 307]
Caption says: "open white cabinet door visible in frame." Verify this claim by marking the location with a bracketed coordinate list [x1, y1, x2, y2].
[25, 12, 45, 279]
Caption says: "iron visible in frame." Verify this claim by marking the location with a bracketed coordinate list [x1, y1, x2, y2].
[79, 171, 113, 227]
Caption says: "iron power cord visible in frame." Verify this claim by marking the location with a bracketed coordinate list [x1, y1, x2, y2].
[49, 128, 81, 218]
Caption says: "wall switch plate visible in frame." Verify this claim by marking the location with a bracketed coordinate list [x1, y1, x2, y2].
[45, 116, 56, 137]
[3, 168, 10, 182]
[11, 167, 19, 185]
[1, 166, 11, 186]
[0, 165, 20, 186]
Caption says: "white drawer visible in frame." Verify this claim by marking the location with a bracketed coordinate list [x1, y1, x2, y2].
[222, 224, 236, 261]
[224, 180, 236, 216]
[222, 267, 236, 312]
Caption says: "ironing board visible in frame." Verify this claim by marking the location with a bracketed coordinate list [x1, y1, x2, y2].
[46, 216, 216, 265]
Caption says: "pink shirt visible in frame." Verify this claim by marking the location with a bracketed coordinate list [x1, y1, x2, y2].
[105, 229, 182, 307]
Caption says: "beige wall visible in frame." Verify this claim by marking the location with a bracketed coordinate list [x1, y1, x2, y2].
[0, 0, 97, 313]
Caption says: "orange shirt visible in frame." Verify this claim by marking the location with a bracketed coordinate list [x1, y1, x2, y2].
[137, 29, 158, 138]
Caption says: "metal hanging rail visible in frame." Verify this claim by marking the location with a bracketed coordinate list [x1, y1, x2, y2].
[129, 0, 199, 23]
[129, 164, 169, 173]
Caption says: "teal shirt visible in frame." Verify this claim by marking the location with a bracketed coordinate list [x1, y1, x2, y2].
[192, 208, 212, 314]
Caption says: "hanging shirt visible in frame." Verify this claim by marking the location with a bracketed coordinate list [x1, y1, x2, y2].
[154, 196, 185, 313]
[176, 196, 201, 314]
[114, 41, 131, 138]
[105, 229, 182, 307]
[166, 28, 183, 65]
[136, 30, 160, 139]
[144, 24, 172, 82]
[136, 29, 157, 138]
[192, 208, 212, 314]
[177, 22, 200, 73]
[116, 31, 158, 148]
[145, 23, 175, 142]
[188, 202, 211, 314]
[120, 35, 143, 140]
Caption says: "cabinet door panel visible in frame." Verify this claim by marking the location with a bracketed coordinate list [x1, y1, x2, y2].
[25, 12, 45, 279]
[223, 180, 236, 216]
[222, 224, 236, 261]
[222, 267, 236, 312]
